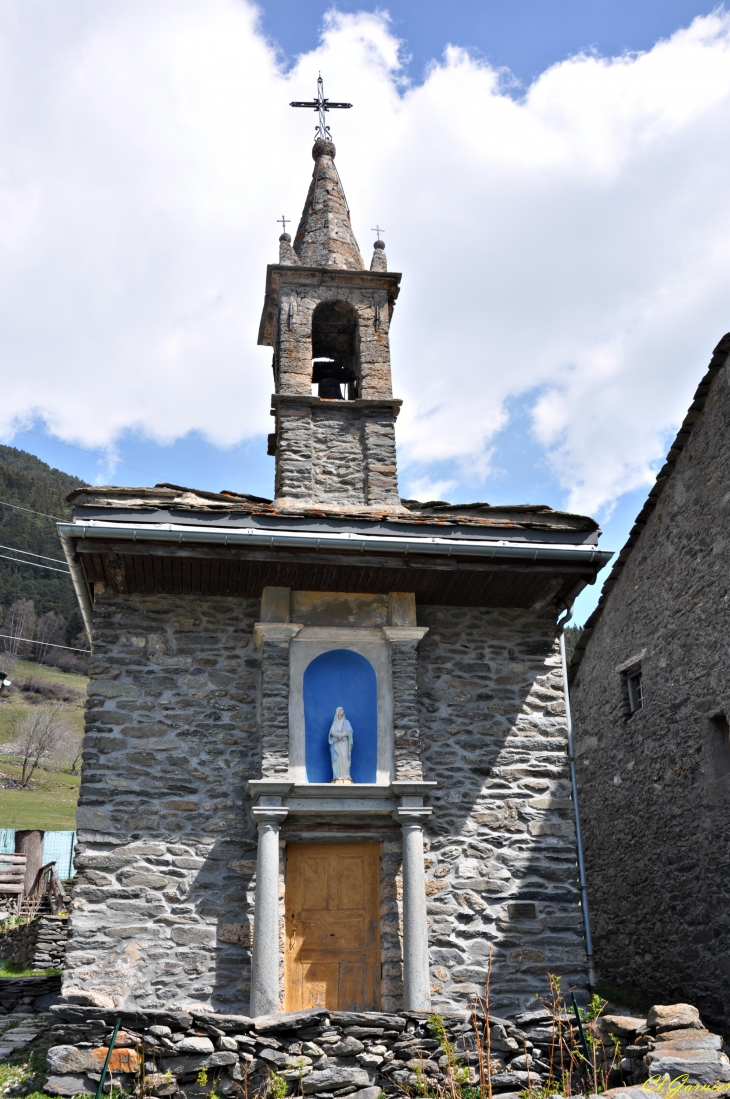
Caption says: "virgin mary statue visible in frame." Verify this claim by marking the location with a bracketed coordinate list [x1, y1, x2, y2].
[329, 707, 353, 783]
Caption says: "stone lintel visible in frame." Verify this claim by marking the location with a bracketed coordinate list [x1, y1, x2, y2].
[259, 590, 417, 629]
[287, 797, 396, 814]
[272, 394, 402, 415]
[247, 780, 436, 819]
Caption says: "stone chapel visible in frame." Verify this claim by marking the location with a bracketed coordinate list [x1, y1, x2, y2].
[58, 130, 612, 1019]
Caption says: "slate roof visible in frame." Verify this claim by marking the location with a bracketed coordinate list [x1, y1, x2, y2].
[66, 483, 600, 536]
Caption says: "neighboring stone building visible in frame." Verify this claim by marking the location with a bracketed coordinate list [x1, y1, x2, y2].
[57, 128, 611, 1020]
[569, 334, 730, 1027]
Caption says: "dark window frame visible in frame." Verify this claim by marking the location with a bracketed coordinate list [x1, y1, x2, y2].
[621, 664, 644, 717]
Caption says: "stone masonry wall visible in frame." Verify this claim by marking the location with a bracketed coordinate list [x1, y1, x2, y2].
[276, 280, 393, 399]
[49, 999, 730, 1099]
[416, 605, 587, 1018]
[68, 591, 587, 1019]
[0, 914, 68, 970]
[65, 593, 261, 1014]
[274, 399, 400, 506]
[570, 358, 730, 1027]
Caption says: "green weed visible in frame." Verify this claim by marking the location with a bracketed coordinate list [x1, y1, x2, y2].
[0, 962, 63, 978]
[266, 1071, 288, 1099]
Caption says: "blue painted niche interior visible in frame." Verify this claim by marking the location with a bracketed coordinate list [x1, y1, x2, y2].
[303, 649, 378, 783]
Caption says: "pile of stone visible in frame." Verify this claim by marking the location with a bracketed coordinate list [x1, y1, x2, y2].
[40, 1001, 730, 1099]
[43, 1005, 562, 1098]
[599, 1003, 730, 1087]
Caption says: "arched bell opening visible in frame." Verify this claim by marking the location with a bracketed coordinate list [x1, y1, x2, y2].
[311, 300, 360, 399]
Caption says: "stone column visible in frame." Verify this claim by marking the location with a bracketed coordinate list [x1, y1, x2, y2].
[398, 810, 432, 1011]
[250, 807, 287, 1018]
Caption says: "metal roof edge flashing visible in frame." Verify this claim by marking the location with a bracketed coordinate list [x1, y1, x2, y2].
[58, 520, 613, 566]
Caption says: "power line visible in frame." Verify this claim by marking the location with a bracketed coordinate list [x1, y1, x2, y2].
[0, 419, 157, 477]
[0, 499, 63, 522]
[0, 632, 89, 654]
[0, 542, 67, 565]
[0, 551, 70, 574]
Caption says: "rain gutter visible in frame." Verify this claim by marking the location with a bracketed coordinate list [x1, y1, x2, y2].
[558, 603, 596, 991]
[58, 526, 95, 643]
[57, 520, 613, 568]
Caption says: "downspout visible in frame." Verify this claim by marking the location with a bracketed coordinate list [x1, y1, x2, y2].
[58, 527, 94, 643]
[557, 603, 596, 992]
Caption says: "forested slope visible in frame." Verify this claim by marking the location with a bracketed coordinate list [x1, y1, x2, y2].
[0, 446, 86, 644]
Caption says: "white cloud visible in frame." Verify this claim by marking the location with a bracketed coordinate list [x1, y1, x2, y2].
[1, 3, 730, 514]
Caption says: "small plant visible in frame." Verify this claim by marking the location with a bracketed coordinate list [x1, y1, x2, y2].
[428, 1014, 461, 1099]
[266, 1071, 288, 1099]
[409, 1063, 430, 1097]
[0, 962, 63, 977]
[197, 1068, 209, 1086]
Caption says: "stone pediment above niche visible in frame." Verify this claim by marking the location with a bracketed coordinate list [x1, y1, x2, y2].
[260, 586, 417, 628]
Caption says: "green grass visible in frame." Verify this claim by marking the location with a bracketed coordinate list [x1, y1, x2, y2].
[0, 658, 86, 829]
[0, 1041, 65, 1099]
[0, 758, 80, 828]
[0, 961, 62, 977]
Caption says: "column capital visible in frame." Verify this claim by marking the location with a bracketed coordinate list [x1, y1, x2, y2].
[252, 807, 289, 823]
[382, 626, 429, 644]
[254, 622, 303, 649]
[247, 779, 294, 799]
[393, 807, 432, 824]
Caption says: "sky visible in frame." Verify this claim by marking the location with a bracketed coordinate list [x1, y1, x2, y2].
[1, 0, 729, 623]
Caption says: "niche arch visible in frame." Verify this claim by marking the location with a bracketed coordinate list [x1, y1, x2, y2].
[303, 648, 377, 783]
[311, 299, 360, 399]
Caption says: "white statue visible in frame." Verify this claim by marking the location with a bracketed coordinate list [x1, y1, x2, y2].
[329, 706, 353, 783]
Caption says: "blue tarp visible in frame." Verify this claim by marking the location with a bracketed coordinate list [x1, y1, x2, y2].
[0, 829, 76, 880]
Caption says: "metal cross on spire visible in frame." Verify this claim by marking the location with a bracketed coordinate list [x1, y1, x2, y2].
[290, 74, 352, 141]
[371, 225, 385, 241]
[277, 215, 290, 234]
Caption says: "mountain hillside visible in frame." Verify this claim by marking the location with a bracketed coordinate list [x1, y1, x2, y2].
[0, 445, 86, 645]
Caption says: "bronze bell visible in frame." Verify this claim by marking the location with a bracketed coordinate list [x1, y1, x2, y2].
[318, 377, 343, 399]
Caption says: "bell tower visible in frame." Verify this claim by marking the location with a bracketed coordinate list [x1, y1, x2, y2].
[257, 136, 404, 511]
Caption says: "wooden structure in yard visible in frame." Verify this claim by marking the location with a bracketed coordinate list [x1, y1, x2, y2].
[0, 853, 27, 913]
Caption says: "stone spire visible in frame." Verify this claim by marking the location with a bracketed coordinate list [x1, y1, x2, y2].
[293, 139, 364, 270]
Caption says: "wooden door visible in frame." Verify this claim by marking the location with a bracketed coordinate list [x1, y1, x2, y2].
[285, 843, 380, 1011]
